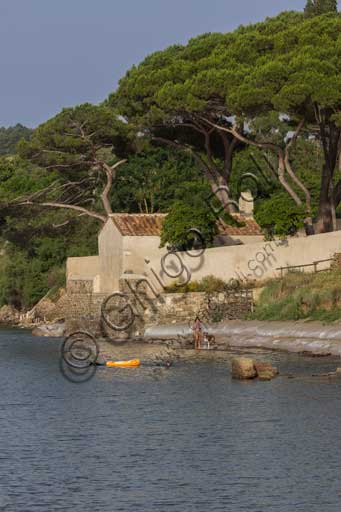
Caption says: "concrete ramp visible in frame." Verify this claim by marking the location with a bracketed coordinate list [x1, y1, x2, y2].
[144, 320, 341, 355]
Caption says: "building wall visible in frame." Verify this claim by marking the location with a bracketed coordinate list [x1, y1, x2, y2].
[67, 224, 341, 296]
[122, 236, 162, 274]
[145, 231, 341, 287]
[98, 220, 123, 293]
[66, 256, 100, 283]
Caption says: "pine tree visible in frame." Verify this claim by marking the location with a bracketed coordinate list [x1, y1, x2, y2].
[304, 0, 338, 16]
[304, 0, 315, 16]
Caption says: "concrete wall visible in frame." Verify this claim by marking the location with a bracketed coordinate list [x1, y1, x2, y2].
[98, 220, 123, 293]
[66, 256, 100, 282]
[145, 231, 341, 287]
[123, 236, 161, 274]
[214, 234, 264, 246]
[67, 222, 341, 296]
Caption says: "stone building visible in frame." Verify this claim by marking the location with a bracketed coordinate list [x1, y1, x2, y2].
[66, 209, 263, 295]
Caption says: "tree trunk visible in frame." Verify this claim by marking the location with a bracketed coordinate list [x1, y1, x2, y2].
[316, 165, 333, 233]
[315, 108, 340, 233]
[153, 135, 236, 214]
[303, 218, 315, 236]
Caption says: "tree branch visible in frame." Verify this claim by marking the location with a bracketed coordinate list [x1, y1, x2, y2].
[100, 159, 127, 215]
[206, 117, 309, 208]
[153, 137, 217, 184]
[16, 201, 106, 223]
[284, 119, 312, 212]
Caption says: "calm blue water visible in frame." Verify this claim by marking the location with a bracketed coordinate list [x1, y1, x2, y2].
[1, 328, 341, 511]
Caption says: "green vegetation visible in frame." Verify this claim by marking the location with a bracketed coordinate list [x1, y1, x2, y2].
[0, 147, 207, 308]
[113, 10, 341, 234]
[17, 103, 132, 222]
[0, 124, 32, 156]
[255, 192, 306, 238]
[164, 275, 235, 294]
[304, 0, 338, 17]
[251, 269, 341, 322]
[160, 200, 217, 249]
[111, 148, 208, 214]
[1, 4, 341, 314]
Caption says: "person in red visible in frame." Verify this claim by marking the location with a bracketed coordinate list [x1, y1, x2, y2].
[192, 316, 202, 350]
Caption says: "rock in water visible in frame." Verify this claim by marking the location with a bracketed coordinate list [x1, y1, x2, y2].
[32, 322, 65, 337]
[254, 362, 279, 381]
[231, 358, 257, 380]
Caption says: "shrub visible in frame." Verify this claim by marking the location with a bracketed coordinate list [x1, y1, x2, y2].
[251, 269, 341, 321]
[160, 201, 218, 250]
[164, 275, 236, 294]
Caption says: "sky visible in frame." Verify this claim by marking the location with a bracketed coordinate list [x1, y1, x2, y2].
[0, 0, 321, 127]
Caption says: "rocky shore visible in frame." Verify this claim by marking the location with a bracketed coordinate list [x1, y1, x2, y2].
[0, 296, 66, 337]
[0, 305, 20, 325]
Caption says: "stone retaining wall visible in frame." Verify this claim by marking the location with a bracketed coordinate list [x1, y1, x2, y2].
[64, 277, 253, 337]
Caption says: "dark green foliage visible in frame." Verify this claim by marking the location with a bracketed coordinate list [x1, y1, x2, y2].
[0, 216, 98, 309]
[248, 137, 324, 235]
[3, 7, 341, 311]
[110, 148, 207, 213]
[118, 9, 341, 231]
[110, 11, 304, 209]
[0, 124, 32, 156]
[0, 154, 98, 308]
[17, 103, 133, 223]
[160, 201, 218, 249]
[255, 192, 306, 237]
[304, 0, 315, 16]
[305, 0, 338, 16]
[18, 104, 130, 171]
[0, 156, 57, 203]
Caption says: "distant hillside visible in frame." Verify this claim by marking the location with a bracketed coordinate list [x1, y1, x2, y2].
[0, 124, 33, 155]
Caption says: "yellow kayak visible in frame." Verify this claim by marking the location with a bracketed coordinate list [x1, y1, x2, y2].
[106, 359, 141, 368]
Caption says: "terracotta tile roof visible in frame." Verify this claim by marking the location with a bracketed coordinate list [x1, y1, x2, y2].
[108, 213, 262, 237]
[110, 213, 167, 236]
[217, 214, 263, 236]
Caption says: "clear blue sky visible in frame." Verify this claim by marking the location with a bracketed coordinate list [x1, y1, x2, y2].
[0, 0, 319, 127]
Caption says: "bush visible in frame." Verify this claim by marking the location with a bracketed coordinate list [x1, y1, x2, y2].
[160, 201, 218, 250]
[164, 275, 236, 294]
[255, 192, 306, 238]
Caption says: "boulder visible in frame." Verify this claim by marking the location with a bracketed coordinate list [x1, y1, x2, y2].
[336, 368, 341, 379]
[0, 305, 20, 324]
[32, 322, 65, 338]
[254, 362, 279, 381]
[232, 357, 257, 380]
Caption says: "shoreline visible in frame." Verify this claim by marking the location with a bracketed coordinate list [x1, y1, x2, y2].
[144, 320, 341, 357]
[2, 319, 341, 358]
